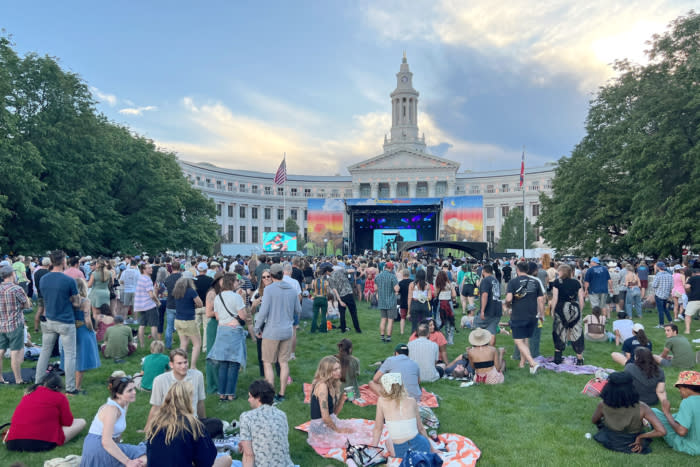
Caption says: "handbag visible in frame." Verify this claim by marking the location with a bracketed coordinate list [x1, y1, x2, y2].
[217, 293, 246, 327]
[345, 441, 386, 466]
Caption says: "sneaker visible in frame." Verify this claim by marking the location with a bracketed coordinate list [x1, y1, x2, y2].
[529, 364, 540, 375]
[66, 389, 84, 395]
[655, 324, 665, 329]
[576, 358, 585, 366]
[287, 376, 293, 384]
[274, 394, 285, 403]
[289, 353, 296, 361]
[385, 336, 392, 343]
[114, 358, 126, 364]
[380, 335, 385, 342]
[674, 318, 682, 322]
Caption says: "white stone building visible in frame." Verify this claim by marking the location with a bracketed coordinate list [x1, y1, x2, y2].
[179, 55, 555, 254]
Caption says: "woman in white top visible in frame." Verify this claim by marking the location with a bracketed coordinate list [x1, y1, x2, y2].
[407, 269, 432, 334]
[434, 270, 457, 344]
[371, 372, 433, 458]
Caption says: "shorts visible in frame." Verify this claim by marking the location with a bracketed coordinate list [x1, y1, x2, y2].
[610, 294, 619, 304]
[138, 307, 160, 327]
[474, 315, 500, 335]
[640, 279, 648, 289]
[261, 337, 292, 363]
[510, 319, 537, 339]
[672, 290, 683, 299]
[380, 308, 398, 320]
[0, 326, 24, 351]
[121, 292, 135, 307]
[659, 358, 672, 367]
[588, 293, 608, 308]
[461, 284, 475, 297]
[175, 319, 199, 338]
[686, 301, 700, 317]
[293, 312, 299, 327]
[36, 297, 44, 308]
[399, 307, 408, 319]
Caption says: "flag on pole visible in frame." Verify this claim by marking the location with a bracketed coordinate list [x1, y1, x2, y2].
[519, 150, 525, 187]
[274, 155, 287, 185]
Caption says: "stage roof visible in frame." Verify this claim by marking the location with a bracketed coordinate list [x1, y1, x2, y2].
[397, 241, 488, 259]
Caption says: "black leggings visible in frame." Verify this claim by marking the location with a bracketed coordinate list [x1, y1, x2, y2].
[6, 439, 57, 452]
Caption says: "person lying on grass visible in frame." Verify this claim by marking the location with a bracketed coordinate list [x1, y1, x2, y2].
[591, 371, 666, 454]
[651, 370, 700, 456]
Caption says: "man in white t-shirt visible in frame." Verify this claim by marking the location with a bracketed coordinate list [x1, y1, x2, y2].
[612, 311, 634, 345]
[407, 323, 441, 382]
[146, 349, 206, 429]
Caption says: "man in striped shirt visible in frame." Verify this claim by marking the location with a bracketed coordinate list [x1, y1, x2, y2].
[652, 261, 673, 328]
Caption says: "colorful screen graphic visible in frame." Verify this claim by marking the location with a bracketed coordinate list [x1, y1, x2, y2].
[307, 198, 345, 256]
[373, 229, 417, 250]
[262, 232, 297, 252]
[440, 196, 483, 241]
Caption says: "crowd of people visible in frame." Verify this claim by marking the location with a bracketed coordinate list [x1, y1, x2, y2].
[1, 249, 699, 464]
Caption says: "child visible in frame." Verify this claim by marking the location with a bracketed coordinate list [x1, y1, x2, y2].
[138, 340, 169, 391]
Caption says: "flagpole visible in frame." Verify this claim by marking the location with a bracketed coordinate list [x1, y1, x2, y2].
[522, 146, 526, 259]
[283, 152, 286, 229]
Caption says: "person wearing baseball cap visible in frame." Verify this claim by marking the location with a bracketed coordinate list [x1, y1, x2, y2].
[583, 256, 613, 319]
[368, 343, 421, 402]
[612, 323, 653, 366]
[651, 371, 700, 455]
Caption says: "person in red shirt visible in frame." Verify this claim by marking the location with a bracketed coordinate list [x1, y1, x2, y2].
[5, 373, 86, 451]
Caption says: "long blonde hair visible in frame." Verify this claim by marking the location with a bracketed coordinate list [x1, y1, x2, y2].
[312, 356, 340, 400]
[146, 381, 204, 445]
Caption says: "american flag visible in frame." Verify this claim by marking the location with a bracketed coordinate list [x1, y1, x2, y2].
[274, 156, 287, 185]
[519, 150, 525, 187]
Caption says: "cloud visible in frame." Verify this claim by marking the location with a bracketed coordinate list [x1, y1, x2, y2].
[362, 0, 694, 90]
[118, 105, 158, 116]
[90, 87, 117, 106]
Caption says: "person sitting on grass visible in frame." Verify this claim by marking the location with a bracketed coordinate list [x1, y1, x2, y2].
[95, 303, 115, 342]
[609, 311, 634, 346]
[369, 343, 422, 402]
[371, 373, 438, 459]
[654, 323, 696, 369]
[138, 340, 169, 392]
[102, 315, 136, 363]
[583, 306, 607, 342]
[591, 371, 666, 454]
[611, 323, 652, 366]
[336, 338, 360, 399]
[5, 374, 86, 452]
[409, 318, 448, 364]
[466, 328, 505, 384]
[624, 347, 667, 406]
[651, 370, 700, 455]
[146, 381, 232, 467]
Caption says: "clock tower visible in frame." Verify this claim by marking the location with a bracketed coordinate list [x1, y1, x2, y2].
[384, 52, 426, 153]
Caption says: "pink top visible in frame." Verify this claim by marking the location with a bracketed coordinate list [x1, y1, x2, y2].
[672, 272, 685, 295]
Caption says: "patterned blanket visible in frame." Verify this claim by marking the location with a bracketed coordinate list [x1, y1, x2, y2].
[303, 383, 439, 408]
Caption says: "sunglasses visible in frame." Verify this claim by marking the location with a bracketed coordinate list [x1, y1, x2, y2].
[262, 275, 271, 279]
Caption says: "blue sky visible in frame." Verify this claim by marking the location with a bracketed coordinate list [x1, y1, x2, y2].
[3, 1, 694, 175]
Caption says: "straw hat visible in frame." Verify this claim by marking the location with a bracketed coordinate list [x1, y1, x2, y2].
[469, 328, 492, 346]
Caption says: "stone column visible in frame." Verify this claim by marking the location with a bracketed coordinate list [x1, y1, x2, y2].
[352, 183, 360, 198]
[428, 181, 436, 197]
[447, 180, 456, 196]
[389, 182, 396, 199]
[370, 182, 379, 198]
[408, 181, 417, 198]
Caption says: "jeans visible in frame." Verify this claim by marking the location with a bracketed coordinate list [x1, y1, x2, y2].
[338, 293, 361, 332]
[217, 361, 241, 397]
[655, 296, 672, 325]
[393, 434, 431, 458]
[625, 287, 642, 318]
[311, 296, 328, 332]
[36, 319, 77, 391]
[165, 308, 176, 348]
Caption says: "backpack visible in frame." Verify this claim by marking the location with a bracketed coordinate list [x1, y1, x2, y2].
[399, 450, 443, 467]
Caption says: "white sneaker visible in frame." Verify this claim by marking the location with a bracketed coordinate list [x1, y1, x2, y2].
[530, 364, 541, 375]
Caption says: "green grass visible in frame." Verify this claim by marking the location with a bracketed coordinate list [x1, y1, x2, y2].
[2, 301, 699, 466]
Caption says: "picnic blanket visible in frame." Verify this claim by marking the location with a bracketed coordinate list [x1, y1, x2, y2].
[534, 356, 614, 375]
[303, 383, 439, 408]
[295, 418, 481, 467]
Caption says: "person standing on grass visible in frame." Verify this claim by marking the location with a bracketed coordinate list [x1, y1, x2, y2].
[329, 261, 362, 334]
[475, 264, 501, 345]
[550, 263, 585, 365]
[376, 262, 399, 342]
[134, 262, 161, 348]
[0, 262, 30, 384]
[254, 263, 300, 403]
[162, 263, 182, 349]
[583, 257, 613, 318]
[36, 250, 80, 393]
[505, 261, 543, 375]
[683, 261, 700, 334]
[311, 264, 331, 333]
[119, 259, 140, 320]
[652, 261, 673, 328]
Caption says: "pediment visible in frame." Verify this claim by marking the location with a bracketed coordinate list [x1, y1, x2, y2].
[348, 150, 459, 173]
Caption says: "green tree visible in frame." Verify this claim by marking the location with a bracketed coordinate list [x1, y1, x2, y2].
[539, 12, 700, 257]
[496, 207, 536, 252]
[285, 217, 301, 241]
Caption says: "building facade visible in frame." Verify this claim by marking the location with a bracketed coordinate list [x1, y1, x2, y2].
[180, 55, 555, 254]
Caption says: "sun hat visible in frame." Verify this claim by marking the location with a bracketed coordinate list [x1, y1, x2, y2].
[210, 261, 220, 267]
[632, 323, 645, 333]
[674, 370, 700, 387]
[197, 261, 208, 272]
[468, 328, 492, 347]
[607, 261, 617, 267]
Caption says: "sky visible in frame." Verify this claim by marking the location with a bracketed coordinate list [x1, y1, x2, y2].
[3, 1, 695, 175]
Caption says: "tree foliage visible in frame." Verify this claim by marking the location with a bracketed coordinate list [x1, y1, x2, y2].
[539, 11, 700, 257]
[496, 207, 536, 252]
[285, 217, 301, 241]
[0, 37, 218, 255]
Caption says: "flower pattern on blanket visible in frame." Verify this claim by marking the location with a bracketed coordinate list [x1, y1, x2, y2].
[302, 383, 439, 408]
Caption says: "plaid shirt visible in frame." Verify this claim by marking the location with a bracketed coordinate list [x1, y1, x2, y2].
[652, 270, 673, 299]
[0, 282, 29, 333]
[375, 270, 399, 310]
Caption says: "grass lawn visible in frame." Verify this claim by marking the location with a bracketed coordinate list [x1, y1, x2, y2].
[2, 300, 699, 466]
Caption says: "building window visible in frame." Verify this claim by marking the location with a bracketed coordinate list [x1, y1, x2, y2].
[251, 226, 259, 243]
[378, 183, 389, 198]
[206, 178, 212, 188]
[239, 226, 246, 243]
[416, 182, 428, 196]
[530, 183, 540, 191]
[239, 206, 246, 218]
[227, 225, 234, 242]
[251, 184, 258, 194]
[397, 183, 408, 197]
[486, 226, 495, 244]
[251, 207, 258, 219]
[277, 187, 284, 196]
[501, 206, 510, 217]
[436, 181, 447, 195]
[318, 188, 325, 198]
[486, 207, 495, 219]
[331, 189, 340, 198]
[216, 204, 222, 216]
[227, 205, 234, 217]
[344, 189, 352, 198]
[291, 209, 297, 220]
[304, 209, 307, 221]
[278, 225, 284, 232]
[264, 207, 271, 220]
[216, 180, 222, 190]
[291, 188, 298, 197]
[486, 184, 495, 194]
[501, 183, 509, 193]
[277, 209, 284, 221]
[532, 204, 540, 217]
[304, 188, 311, 198]
[239, 184, 247, 193]
[227, 182, 233, 192]
[360, 183, 370, 197]
[264, 226, 271, 233]
[264, 186, 271, 195]
[470, 184, 480, 194]
[544, 179, 552, 190]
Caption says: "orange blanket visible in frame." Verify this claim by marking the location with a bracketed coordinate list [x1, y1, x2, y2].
[303, 383, 439, 408]
[295, 419, 481, 467]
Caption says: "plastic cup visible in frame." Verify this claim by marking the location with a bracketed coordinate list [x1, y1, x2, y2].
[344, 386, 355, 401]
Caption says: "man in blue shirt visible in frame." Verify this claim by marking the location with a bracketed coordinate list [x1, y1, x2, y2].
[652, 261, 673, 328]
[35, 250, 80, 393]
[584, 257, 613, 318]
